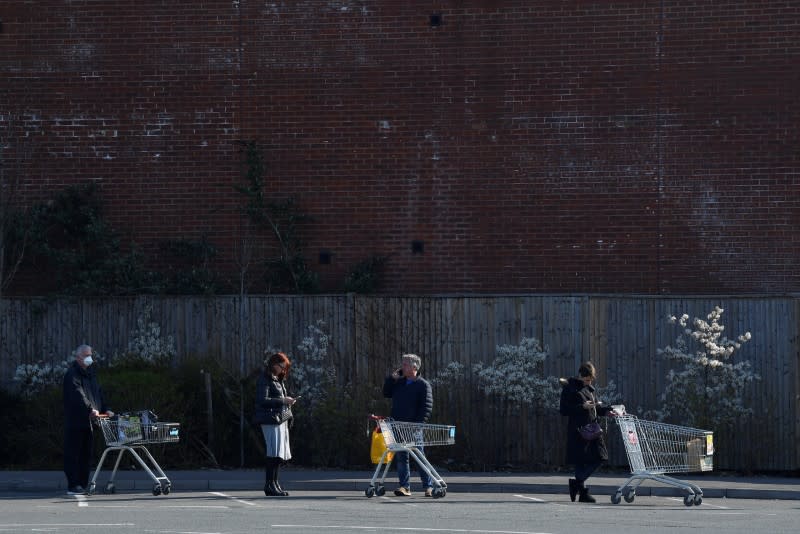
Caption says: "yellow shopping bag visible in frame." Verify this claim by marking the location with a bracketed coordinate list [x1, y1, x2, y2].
[370, 426, 394, 465]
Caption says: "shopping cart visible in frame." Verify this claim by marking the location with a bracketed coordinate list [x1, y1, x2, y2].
[365, 415, 456, 499]
[610, 410, 714, 506]
[88, 414, 180, 496]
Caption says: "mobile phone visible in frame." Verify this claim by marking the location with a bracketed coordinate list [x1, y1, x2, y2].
[396, 368, 403, 377]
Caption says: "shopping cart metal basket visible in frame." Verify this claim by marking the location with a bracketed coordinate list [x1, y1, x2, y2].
[365, 416, 456, 499]
[611, 411, 714, 506]
[89, 414, 180, 496]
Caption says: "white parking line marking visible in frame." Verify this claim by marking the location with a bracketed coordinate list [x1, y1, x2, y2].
[0, 525, 134, 528]
[513, 494, 545, 502]
[208, 491, 258, 506]
[274, 526, 552, 534]
[664, 497, 729, 509]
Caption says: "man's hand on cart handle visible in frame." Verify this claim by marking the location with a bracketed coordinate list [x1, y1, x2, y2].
[93, 411, 115, 419]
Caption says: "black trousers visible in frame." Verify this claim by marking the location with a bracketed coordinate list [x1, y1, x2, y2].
[64, 426, 94, 488]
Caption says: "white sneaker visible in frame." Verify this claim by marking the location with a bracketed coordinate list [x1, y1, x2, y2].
[67, 485, 86, 495]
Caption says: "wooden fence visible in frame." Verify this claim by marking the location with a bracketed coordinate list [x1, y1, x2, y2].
[1, 294, 797, 471]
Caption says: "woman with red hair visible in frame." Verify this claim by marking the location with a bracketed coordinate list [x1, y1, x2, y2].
[254, 351, 297, 496]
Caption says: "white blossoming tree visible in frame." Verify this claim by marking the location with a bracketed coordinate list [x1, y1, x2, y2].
[287, 319, 334, 405]
[472, 337, 560, 408]
[652, 306, 759, 429]
[13, 359, 70, 398]
[112, 305, 176, 366]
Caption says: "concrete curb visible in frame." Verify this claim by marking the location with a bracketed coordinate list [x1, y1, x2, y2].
[2, 470, 798, 500]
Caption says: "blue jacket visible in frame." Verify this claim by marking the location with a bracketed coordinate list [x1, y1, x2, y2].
[383, 375, 433, 423]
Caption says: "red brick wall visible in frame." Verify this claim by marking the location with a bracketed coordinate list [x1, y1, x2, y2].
[1, 1, 798, 294]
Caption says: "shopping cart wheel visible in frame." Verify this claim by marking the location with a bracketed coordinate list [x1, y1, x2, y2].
[104, 482, 115, 494]
[623, 488, 635, 503]
[161, 483, 171, 495]
[364, 486, 375, 498]
[152, 483, 162, 496]
[87, 483, 96, 495]
[375, 485, 385, 497]
[693, 494, 702, 506]
[432, 487, 446, 499]
[610, 491, 622, 504]
[682, 494, 694, 506]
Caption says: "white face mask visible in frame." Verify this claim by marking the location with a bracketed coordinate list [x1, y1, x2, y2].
[83, 356, 94, 367]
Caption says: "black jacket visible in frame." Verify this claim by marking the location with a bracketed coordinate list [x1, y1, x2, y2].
[561, 377, 611, 465]
[253, 372, 289, 425]
[383, 375, 433, 423]
[63, 361, 108, 430]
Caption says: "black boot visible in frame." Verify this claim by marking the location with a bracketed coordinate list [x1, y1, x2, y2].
[568, 479, 578, 502]
[264, 458, 280, 496]
[273, 461, 289, 496]
[578, 482, 596, 503]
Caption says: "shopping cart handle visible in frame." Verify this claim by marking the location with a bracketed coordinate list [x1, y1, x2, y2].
[608, 404, 627, 417]
[368, 414, 387, 421]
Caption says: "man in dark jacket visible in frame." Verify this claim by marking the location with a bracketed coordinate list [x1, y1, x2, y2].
[63, 344, 112, 495]
[383, 353, 433, 497]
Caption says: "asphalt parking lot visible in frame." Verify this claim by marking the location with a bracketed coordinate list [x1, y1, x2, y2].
[1, 488, 799, 534]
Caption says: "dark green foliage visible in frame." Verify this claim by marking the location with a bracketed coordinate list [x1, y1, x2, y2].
[344, 255, 387, 293]
[158, 236, 220, 295]
[0, 207, 31, 296]
[23, 183, 161, 296]
[0, 385, 64, 468]
[290, 381, 369, 467]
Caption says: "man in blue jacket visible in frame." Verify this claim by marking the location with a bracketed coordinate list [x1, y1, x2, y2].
[383, 353, 433, 497]
[63, 344, 113, 495]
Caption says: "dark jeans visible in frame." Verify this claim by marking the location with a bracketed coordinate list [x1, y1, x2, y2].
[64, 426, 94, 488]
[575, 461, 602, 483]
[396, 449, 432, 490]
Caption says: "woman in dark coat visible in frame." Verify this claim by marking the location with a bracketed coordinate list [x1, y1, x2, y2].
[254, 351, 297, 497]
[560, 361, 612, 503]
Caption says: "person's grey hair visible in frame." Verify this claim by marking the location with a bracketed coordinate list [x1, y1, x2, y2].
[74, 344, 92, 358]
[402, 353, 422, 370]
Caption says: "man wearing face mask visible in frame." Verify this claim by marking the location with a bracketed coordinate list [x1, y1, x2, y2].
[63, 344, 113, 495]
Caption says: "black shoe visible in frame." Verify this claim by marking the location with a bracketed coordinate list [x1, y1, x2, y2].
[67, 485, 86, 495]
[568, 479, 578, 502]
[265, 481, 286, 497]
[578, 487, 596, 503]
[274, 481, 289, 497]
